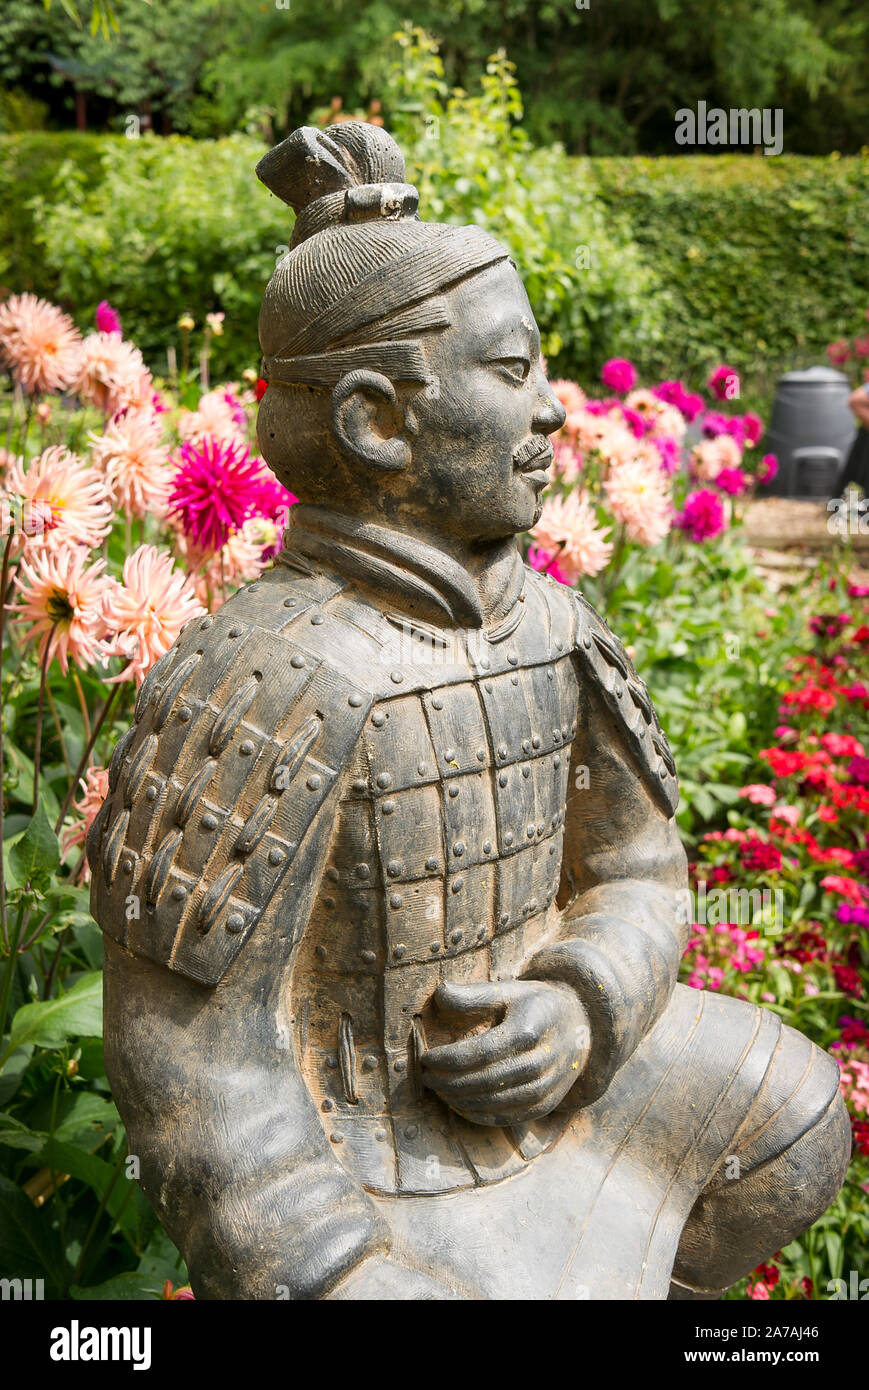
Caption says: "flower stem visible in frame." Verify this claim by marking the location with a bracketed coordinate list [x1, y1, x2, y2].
[46, 684, 71, 777]
[18, 394, 35, 458]
[71, 1147, 129, 1286]
[0, 528, 16, 951]
[71, 672, 91, 745]
[599, 523, 626, 613]
[0, 898, 25, 1042]
[32, 622, 57, 817]
[55, 684, 119, 836]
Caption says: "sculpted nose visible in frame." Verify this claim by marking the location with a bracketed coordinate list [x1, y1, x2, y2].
[533, 377, 566, 436]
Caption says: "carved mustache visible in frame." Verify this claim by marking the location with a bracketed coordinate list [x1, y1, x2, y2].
[512, 435, 553, 469]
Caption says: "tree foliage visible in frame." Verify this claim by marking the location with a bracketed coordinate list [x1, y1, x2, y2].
[1, 0, 867, 153]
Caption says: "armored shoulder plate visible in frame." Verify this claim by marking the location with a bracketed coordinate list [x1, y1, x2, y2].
[571, 588, 679, 818]
[88, 568, 373, 985]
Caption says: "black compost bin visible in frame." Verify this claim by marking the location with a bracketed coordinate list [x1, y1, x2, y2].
[761, 366, 856, 500]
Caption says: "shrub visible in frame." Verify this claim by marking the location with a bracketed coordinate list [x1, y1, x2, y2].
[589, 154, 869, 401]
[28, 132, 288, 382]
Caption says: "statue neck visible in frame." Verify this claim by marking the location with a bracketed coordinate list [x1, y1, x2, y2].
[282, 504, 525, 629]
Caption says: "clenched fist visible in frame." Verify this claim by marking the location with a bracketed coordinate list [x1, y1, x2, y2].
[421, 978, 591, 1127]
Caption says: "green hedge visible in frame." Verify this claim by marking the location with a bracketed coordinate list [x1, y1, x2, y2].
[1, 132, 867, 396]
[0, 133, 106, 295]
[588, 154, 869, 398]
[3, 133, 289, 383]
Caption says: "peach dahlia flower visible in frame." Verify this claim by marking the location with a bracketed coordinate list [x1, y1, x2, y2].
[89, 408, 171, 518]
[530, 490, 614, 581]
[71, 332, 153, 415]
[5, 447, 112, 552]
[0, 293, 81, 395]
[604, 458, 673, 547]
[12, 547, 110, 675]
[102, 544, 206, 687]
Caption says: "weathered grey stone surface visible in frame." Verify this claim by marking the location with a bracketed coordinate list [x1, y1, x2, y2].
[88, 121, 851, 1300]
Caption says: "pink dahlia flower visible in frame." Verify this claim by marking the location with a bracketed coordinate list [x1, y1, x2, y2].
[707, 364, 740, 402]
[12, 547, 110, 675]
[654, 381, 706, 423]
[603, 458, 673, 546]
[71, 332, 152, 415]
[5, 447, 112, 552]
[654, 436, 681, 475]
[549, 379, 587, 422]
[169, 437, 280, 554]
[177, 385, 249, 445]
[691, 435, 742, 480]
[61, 763, 110, 877]
[623, 389, 686, 444]
[530, 490, 613, 580]
[527, 545, 572, 585]
[102, 544, 206, 687]
[0, 293, 82, 395]
[739, 784, 777, 806]
[89, 408, 171, 518]
[758, 453, 778, 484]
[714, 466, 751, 496]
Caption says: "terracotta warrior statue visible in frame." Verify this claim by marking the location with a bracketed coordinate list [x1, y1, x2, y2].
[88, 122, 850, 1300]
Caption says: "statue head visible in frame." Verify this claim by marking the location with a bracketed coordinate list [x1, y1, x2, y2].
[256, 121, 566, 544]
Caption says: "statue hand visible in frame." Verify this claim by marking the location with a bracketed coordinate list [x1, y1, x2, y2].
[326, 1253, 464, 1300]
[421, 979, 591, 1126]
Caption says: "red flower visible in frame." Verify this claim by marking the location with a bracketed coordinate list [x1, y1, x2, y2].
[853, 1119, 869, 1156]
[833, 964, 862, 996]
[754, 1261, 780, 1288]
[255, 376, 268, 402]
[821, 733, 865, 758]
[739, 837, 782, 873]
[821, 874, 864, 904]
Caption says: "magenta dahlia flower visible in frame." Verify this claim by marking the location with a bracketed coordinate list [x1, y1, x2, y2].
[169, 436, 271, 553]
[714, 466, 750, 496]
[758, 452, 778, 484]
[676, 488, 726, 542]
[707, 364, 740, 402]
[600, 358, 637, 394]
[95, 300, 122, 335]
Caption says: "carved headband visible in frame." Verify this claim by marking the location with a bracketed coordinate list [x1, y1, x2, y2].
[263, 221, 511, 388]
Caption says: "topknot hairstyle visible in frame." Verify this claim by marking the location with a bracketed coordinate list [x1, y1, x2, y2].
[256, 122, 510, 390]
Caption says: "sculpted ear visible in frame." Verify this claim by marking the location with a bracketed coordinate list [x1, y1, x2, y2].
[330, 370, 412, 472]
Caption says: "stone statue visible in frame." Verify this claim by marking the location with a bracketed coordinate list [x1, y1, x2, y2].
[88, 122, 851, 1300]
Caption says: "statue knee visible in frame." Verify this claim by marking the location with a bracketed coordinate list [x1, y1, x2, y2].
[673, 1039, 852, 1293]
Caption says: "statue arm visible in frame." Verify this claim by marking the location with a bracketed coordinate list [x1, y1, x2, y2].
[523, 628, 689, 1104]
[103, 944, 394, 1300]
[101, 783, 407, 1300]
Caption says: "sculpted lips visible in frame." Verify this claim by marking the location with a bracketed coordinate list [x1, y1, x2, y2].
[513, 434, 553, 476]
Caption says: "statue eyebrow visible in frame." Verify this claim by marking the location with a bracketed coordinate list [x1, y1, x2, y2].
[481, 328, 537, 359]
[479, 309, 537, 356]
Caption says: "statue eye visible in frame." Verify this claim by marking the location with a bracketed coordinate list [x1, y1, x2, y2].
[493, 357, 530, 383]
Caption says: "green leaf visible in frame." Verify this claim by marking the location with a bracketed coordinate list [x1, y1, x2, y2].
[0, 1044, 34, 1106]
[4, 745, 61, 822]
[53, 1091, 120, 1144]
[38, 1139, 138, 1244]
[0, 1175, 66, 1293]
[0, 1114, 44, 1152]
[2, 972, 102, 1063]
[9, 803, 60, 887]
[71, 1272, 162, 1300]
